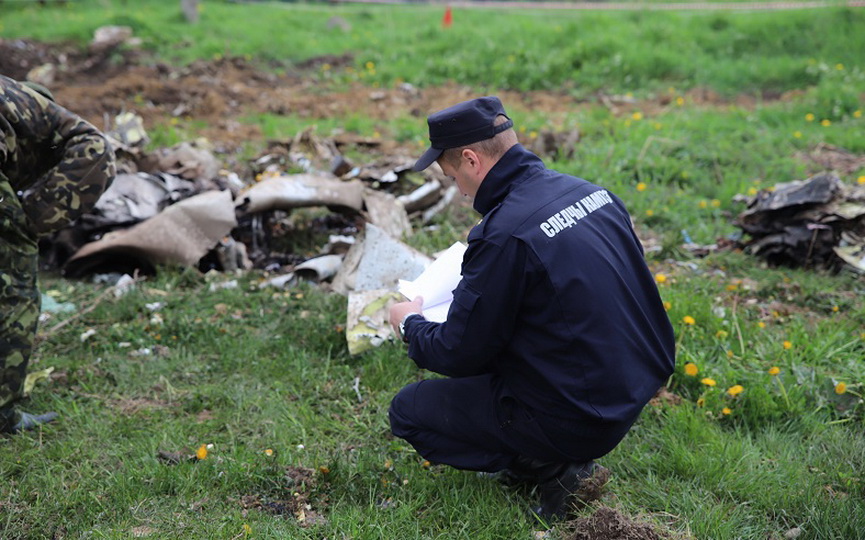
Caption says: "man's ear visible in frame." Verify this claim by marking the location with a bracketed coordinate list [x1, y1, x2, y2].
[461, 148, 482, 174]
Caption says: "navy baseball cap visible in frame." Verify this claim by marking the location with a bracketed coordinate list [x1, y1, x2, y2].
[412, 96, 513, 171]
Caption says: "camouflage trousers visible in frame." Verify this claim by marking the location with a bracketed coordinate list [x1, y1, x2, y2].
[0, 176, 40, 432]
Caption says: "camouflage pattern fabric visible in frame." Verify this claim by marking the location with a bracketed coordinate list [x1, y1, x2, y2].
[0, 75, 115, 431]
[0, 174, 40, 431]
[1, 74, 116, 235]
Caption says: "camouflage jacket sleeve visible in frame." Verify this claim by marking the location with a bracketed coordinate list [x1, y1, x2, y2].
[0, 75, 116, 236]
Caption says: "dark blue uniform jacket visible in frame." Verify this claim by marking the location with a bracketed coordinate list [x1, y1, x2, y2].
[403, 144, 675, 427]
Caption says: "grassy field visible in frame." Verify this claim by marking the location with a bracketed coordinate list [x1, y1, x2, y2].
[2, 1, 865, 539]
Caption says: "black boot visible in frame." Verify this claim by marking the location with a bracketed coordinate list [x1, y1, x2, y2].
[532, 461, 596, 522]
[513, 459, 610, 524]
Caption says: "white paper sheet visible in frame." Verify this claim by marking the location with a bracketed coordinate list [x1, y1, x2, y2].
[397, 241, 466, 323]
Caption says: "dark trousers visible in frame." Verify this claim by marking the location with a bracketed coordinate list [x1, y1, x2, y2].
[389, 374, 631, 472]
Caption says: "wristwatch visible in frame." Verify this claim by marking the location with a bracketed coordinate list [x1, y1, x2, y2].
[398, 313, 419, 343]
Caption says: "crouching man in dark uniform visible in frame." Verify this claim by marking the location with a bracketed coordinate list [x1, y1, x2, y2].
[1, 76, 116, 434]
[388, 96, 675, 522]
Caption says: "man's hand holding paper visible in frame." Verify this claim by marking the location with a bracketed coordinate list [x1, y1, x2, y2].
[396, 241, 466, 323]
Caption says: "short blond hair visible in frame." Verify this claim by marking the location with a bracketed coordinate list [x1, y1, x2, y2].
[440, 115, 517, 169]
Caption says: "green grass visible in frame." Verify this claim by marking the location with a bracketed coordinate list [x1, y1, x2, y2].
[2, 0, 865, 96]
[5, 258, 865, 538]
[2, 0, 865, 538]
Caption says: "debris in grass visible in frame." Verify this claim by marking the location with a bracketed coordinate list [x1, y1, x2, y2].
[238, 466, 327, 527]
[784, 526, 803, 539]
[649, 387, 683, 407]
[157, 450, 196, 465]
[733, 172, 865, 272]
[377, 497, 397, 509]
[64, 190, 237, 278]
[40, 293, 76, 314]
[80, 328, 97, 342]
[22, 367, 54, 397]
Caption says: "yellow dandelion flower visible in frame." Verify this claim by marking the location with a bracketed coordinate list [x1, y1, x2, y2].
[835, 63, 844, 70]
[519, 126, 527, 134]
[726, 350, 734, 358]
[684, 363, 698, 376]
[722, 407, 732, 415]
[365, 61, 375, 70]
[663, 301, 672, 311]
[243, 523, 252, 535]
[716, 330, 728, 339]
[747, 187, 758, 196]
[655, 273, 667, 284]
[422, 460, 431, 468]
[835, 382, 847, 394]
[727, 385, 744, 396]
[821, 119, 831, 127]
[858, 176, 865, 185]
[698, 200, 708, 209]
[529, 131, 538, 139]
[793, 131, 802, 139]
[636, 182, 647, 192]
[645, 209, 655, 217]
[805, 113, 815, 122]
[319, 465, 331, 474]
[768, 366, 781, 376]
[854, 110, 862, 118]
[701, 378, 717, 387]
[711, 199, 721, 208]
[832, 305, 839, 312]
[783, 340, 792, 350]
[265, 448, 274, 456]
[676, 97, 684, 106]
[683, 315, 696, 325]
[632, 112, 643, 121]
[725, 283, 738, 291]
[696, 398, 705, 407]
[196, 444, 208, 460]
[757, 321, 766, 329]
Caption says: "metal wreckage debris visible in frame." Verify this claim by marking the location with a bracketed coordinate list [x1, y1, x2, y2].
[40, 115, 439, 275]
[35, 114, 473, 353]
[733, 172, 865, 272]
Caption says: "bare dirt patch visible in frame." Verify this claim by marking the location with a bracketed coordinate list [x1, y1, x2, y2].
[563, 505, 682, 540]
[239, 465, 327, 527]
[2, 37, 783, 164]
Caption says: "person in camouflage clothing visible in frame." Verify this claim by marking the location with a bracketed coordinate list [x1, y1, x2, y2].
[1, 75, 115, 434]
